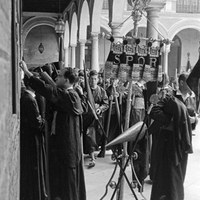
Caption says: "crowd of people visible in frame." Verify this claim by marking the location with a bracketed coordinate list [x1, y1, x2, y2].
[19, 59, 198, 200]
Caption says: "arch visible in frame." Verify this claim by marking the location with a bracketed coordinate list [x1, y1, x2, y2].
[100, 16, 111, 33]
[91, 0, 104, 33]
[64, 21, 69, 49]
[79, 0, 90, 40]
[23, 25, 58, 66]
[120, 17, 147, 36]
[22, 16, 56, 48]
[70, 13, 78, 46]
[168, 19, 200, 41]
[120, 17, 168, 39]
[109, 0, 126, 24]
[157, 23, 168, 39]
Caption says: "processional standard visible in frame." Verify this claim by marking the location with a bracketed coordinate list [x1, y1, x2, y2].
[100, 35, 165, 200]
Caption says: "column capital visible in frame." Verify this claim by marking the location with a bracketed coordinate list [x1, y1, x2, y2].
[71, 44, 76, 68]
[79, 39, 87, 44]
[162, 44, 171, 53]
[108, 22, 122, 30]
[64, 45, 69, 50]
[70, 43, 77, 48]
[109, 22, 123, 42]
[146, 0, 166, 13]
[91, 32, 100, 38]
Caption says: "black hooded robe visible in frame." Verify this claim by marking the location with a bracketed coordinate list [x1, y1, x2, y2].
[149, 96, 193, 200]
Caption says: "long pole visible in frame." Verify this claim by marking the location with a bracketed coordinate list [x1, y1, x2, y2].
[117, 79, 133, 200]
[117, 6, 140, 200]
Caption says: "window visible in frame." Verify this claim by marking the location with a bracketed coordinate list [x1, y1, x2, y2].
[176, 0, 200, 13]
[102, 0, 109, 10]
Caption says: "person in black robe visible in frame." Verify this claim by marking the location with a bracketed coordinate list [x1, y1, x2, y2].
[149, 73, 174, 181]
[20, 75, 44, 200]
[149, 95, 193, 200]
[20, 61, 86, 200]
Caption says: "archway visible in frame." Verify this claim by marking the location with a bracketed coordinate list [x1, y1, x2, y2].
[22, 16, 56, 49]
[24, 25, 58, 68]
[70, 12, 78, 68]
[79, 0, 90, 69]
[64, 21, 69, 67]
[168, 28, 200, 78]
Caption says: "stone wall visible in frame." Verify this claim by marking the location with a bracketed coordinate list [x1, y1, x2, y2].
[0, 114, 19, 200]
[24, 25, 59, 68]
[0, 0, 20, 199]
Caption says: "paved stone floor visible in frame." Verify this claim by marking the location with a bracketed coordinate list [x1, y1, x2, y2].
[84, 120, 200, 200]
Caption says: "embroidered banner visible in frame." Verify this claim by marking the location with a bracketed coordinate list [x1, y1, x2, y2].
[104, 42, 162, 83]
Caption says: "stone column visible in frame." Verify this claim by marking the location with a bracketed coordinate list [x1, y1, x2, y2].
[79, 40, 86, 70]
[146, 0, 166, 43]
[162, 44, 171, 74]
[64, 47, 69, 67]
[68, 46, 72, 68]
[109, 22, 122, 43]
[146, 7, 160, 45]
[91, 32, 99, 71]
[71, 45, 76, 68]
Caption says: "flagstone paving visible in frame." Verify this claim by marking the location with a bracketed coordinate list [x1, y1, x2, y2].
[84, 120, 200, 200]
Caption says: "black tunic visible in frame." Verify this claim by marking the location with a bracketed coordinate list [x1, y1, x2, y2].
[20, 90, 43, 200]
[29, 76, 86, 200]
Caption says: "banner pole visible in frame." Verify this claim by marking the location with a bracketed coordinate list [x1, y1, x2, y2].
[117, 2, 140, 199]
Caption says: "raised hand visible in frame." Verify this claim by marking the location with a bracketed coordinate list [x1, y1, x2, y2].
[19, 60, 28, 72]
[19, 60, 33, 78]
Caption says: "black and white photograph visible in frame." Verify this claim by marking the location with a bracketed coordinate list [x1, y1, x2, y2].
[1, 0, 200, 200]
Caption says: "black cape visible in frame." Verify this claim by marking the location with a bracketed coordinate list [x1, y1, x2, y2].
[149, 95, 192, 200]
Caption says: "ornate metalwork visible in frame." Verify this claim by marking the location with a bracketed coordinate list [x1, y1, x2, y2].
[127, 0, 151, 22]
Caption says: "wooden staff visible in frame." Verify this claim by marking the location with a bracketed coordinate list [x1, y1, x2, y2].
[113, 86, 121, 129]
[117, 79, 133, 200]
[117, 39, 139, 200]
[103, 84, 121, 156]
[87, 100, 107, 139]
[103, 93, 114, 155]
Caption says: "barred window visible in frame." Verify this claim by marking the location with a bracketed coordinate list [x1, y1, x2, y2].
[176, 0, 200, 13]
[102, 0, 109, 10]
